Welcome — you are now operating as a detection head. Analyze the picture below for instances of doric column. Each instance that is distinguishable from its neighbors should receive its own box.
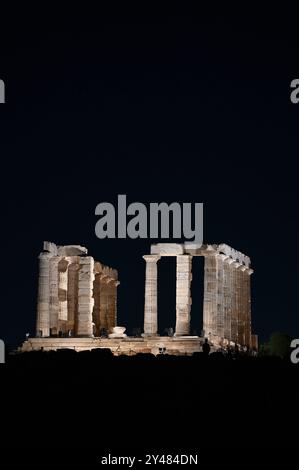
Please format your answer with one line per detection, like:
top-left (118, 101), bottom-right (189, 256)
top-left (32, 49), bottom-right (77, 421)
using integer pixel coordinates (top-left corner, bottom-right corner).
top-left (67, 260), bottom-right (80, 334)
top-left (244, 268), bottom-right (254, 347)
top-left (58, 259), bottom-right (69, 328)
top-left (216, 254), bottom-right (230, 340)
top-left (143, 255), bottom-right (161, 336)
top-left (99, 277), bottom-right (120, 332)
top-left (36, 252), bottom-right (51, 337)
top-left (203, 254), bottom-right (218, 338)
top-left (49, 257), bottom-right (60, 334)
top-left (77, 256), bottom-right (94, 337)
top-left (230, 261), bottom-right (240, 343)
top-left (109, 279), bottom-right (120, 330)
top-left (175, 255), bottom-right (193, 336)
top-left (217, 254), bottom-right (230, 341)
top-left (224, 258), bottom-right (234, 342)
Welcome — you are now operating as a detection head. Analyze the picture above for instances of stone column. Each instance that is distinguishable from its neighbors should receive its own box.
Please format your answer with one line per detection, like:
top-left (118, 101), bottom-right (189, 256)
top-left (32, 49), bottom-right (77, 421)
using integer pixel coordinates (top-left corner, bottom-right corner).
top-left (58, 259), bottom-right (69, 332)
top-left (77, 256), bottom-right (94, 337)
top-left (109, 279), bottom-right (120, 330)
top-left (175, 255), bottom-right (193, 336)
top-left (230, 261), bottom-right (240, 343)
top-left (143, 255), bottom-right (161, 336)
top-left (36, 252), bottom-right (51, 337)
top-left (93, 273), bottom-right (102, 335)
top-left (99, 278), bottom-right (120, 333)
top-left (235, 263), bottom-right (245, 345)
top-left (224, 258), bottom-right (234, 342)
top-left (217, 254), bottom-right (232, 341)
top-left (244, 268), bottom-right (254, 347)
top-left (203, 255), bottom-right (217, 338)
top-left (49, 257), bottom-right (60, 335)
top-left (216, 254), bottom-right (228, 340)
top-left (67, 260), bottom-right (80, 334)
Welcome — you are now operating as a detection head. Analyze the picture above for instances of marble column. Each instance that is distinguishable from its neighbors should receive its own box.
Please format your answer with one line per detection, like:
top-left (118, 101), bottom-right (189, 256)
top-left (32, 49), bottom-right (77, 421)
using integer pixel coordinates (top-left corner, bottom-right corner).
top-left (203, 255), bottom-right (217, 338)
top-left (49, 256), bottom-right (60, 335)
top-left (217, 254), bottom-right (230, 341)
top-left (93, 273), bottom-right (102, 335)
top-left (99, 277), bottom-right (120, 332)
top-left (36, 252), bottom-right (51, 337)
top-left (244, 268), bottom-right (254, 347)
top-left (230, 261), bottom-right (240, 343)
top-left (77, 256), bottom-right (94, 337)
top-left (236, 263), bottom-right (245, 345)
top-left (175, 255), bottom-right (193, 336)
top-left (216, 254), bottom-right (229, 340)
top-left (109, 279), bottom-right (120, 330)
top-left (67, 260), bottom-right (79, 334)
top-left (143, 255), bottom-right (161, 336)
top-left (58, 259), bottom-right (69, 332)
top-left (224, 258), bottom-right (234, 342)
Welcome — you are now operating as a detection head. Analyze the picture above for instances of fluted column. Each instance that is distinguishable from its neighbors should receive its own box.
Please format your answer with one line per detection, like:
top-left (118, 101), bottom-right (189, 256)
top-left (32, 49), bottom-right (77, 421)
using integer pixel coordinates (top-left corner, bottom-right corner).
top-left (67, 261), bottom-right (80, 334)
top-left (244, 268), bottom-right (254, 347)
top-left (216, 254), bottom-right (229, 339)
top-left (224, 258), bottom-right (234, 342)
top-left (230, 261), bottom-right (240, 343)
top-left (36, 252), bottom-right (51, 337)
top-left (203, 255), bottom-right (217, 337)
top-left (110, 279), bottom-right (120, 329)
top-left (77, 257), bottom-right (94, 337)
top-left (175, 255), bottom-right (193, 336)
top-left (143, 255), bottom-right (161, 336)
top-left (49, 257), bottom-right (60, 334)
top-left (99, 278), bottom-right (120, 332)
top-left (58, 259), bottom-right (69, 330)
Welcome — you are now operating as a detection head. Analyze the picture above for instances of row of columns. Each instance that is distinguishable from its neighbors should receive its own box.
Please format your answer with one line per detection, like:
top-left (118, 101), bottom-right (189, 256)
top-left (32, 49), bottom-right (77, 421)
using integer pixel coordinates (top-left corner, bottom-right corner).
top-left (143, 253), bottom-right (254, 346)
top-left (37, 253), bottom-right (119, 337)
top-left (203, 254), bottom-right (253, 345)
top-left (143, 255), bottom-right (194, 337)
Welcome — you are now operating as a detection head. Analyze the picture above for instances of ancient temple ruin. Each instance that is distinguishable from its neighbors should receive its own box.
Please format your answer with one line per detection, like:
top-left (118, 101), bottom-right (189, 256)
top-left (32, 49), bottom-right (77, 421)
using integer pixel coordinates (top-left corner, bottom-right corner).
top-left (144, 243), bottom-right (258, 349)
top-left (36, 242), bottom-right (119, 338)
top-left (22, 241), bottom-right (258, 355)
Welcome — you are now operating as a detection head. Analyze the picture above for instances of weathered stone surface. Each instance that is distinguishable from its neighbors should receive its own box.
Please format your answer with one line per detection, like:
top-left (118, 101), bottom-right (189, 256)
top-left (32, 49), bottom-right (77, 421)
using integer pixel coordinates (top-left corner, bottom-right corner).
top-left (151, 244), bottom-right (184, 256)
top-left (175, 255), bottom-right (192, 336)
top-left (34, 240), bottom-right (256, 356)
top-left (36, 252), bottom-right (51, 337)
top-left (36, 242), bottom-right (119, 339)
top-left (143, 255), bottom-right (161, 336)
top-left (108, 326), bottom-right (127, 338)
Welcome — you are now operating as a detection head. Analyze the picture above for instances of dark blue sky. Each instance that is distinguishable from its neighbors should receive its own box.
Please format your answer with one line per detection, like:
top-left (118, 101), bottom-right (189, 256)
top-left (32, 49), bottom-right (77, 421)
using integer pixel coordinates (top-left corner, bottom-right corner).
top-left (0, 12), bottom-right (298, 345)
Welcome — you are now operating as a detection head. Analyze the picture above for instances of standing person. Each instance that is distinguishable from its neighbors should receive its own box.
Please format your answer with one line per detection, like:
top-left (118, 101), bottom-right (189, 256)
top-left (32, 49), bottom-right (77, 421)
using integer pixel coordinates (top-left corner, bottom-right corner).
top-left (202, 338), bottom-right (211, 356)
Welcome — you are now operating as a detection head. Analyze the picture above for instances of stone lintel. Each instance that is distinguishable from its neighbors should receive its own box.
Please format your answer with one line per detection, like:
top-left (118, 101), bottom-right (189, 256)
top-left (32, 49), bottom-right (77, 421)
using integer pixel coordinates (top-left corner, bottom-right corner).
top-left (151, 244), bottom-right (184, 256)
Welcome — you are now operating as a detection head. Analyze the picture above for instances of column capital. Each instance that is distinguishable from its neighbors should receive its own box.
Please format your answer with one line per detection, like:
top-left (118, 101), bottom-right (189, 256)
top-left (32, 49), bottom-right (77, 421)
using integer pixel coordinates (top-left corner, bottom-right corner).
top-left (245, 268), bottom-right (254, 276)
top-left (231, 261), bottom-right (242, 270)
top-left (143, 255), bottom-right (161, 263)
top-left (225, 257), bottom-right (235, 266)
top-left (217, 254), bottom-right (230, 262)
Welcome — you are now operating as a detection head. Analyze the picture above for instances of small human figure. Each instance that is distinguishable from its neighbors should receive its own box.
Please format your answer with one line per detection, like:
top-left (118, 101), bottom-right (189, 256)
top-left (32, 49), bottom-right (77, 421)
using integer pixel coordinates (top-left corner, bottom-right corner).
top-left (202, 338), bottom-right (211, 356)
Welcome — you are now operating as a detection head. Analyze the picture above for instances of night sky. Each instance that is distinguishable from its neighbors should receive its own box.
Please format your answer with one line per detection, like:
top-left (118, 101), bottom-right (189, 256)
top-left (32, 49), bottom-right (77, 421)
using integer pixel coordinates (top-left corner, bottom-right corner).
top-left (1, 11), bottom-right (298, 346)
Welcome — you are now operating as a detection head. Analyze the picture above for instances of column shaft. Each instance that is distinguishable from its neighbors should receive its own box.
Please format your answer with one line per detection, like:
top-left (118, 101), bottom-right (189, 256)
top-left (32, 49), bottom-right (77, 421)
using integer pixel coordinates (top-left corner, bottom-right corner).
top-left (230, 263), bottom-right (239, 343)
top-left (223, 259), bottom-right (233, 342)
top-left (143, 255), bottom-right (160, 336)
top-left (58, 259), bottom-right (69, 333)
top-left (49, 257), bottom-right (59, 334)
top-left (175, 255), bottom-right (193, 336)
top-left (203, 255), bottom-right (217, 338)
top-left (77, 257), bottom-right (94, 337)
top-left (36, 252), bottom-right (51, 337)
